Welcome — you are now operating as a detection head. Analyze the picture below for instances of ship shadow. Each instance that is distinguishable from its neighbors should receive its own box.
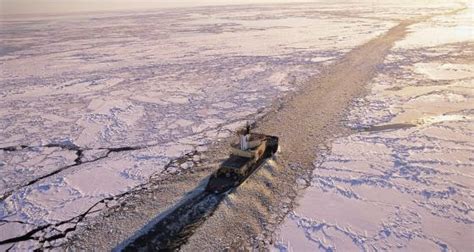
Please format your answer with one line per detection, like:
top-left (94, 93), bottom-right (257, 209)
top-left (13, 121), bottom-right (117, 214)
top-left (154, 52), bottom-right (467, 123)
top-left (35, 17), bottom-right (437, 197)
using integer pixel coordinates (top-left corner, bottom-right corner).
top-left (114, 153), bottom-right (279, 251)
top-left (114, 176), bottom-right (226, 251)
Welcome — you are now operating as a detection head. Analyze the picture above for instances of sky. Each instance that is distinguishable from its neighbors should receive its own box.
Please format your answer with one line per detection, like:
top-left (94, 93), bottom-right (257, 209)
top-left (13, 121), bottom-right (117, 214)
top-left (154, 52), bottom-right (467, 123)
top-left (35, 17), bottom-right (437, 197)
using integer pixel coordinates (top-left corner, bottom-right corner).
top-left (0, 0), bottom-right (317, 16)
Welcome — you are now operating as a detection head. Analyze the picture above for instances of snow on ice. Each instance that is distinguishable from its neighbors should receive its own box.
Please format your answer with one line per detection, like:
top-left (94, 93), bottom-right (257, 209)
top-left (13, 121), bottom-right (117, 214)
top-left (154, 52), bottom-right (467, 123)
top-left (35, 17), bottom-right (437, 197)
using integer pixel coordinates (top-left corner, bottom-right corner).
top-left (0, 1), bottom-right (398, 249)
top-left (274, 2), bottom-right (473, 251)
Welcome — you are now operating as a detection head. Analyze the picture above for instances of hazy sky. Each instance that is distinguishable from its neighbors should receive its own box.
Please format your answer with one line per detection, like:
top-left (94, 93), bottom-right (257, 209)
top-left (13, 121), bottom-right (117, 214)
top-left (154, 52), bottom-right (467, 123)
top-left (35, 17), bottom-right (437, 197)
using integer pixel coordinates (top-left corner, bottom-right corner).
top-left (0, 0), bottom-right (316, 16)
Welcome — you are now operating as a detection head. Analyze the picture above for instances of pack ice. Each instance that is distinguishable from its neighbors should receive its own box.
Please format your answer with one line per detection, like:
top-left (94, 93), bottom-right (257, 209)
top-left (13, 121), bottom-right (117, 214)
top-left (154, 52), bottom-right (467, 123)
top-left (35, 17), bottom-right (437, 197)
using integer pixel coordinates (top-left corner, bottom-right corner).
top-left (0, 1), bottom-right (397, 249)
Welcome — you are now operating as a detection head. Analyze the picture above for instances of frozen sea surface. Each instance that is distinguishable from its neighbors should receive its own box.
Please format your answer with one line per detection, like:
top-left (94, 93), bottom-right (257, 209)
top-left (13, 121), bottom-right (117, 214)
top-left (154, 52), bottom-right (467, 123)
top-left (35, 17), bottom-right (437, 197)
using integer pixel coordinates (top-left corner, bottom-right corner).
top-left (0, 1), bottom-right (410, 249)
top-left (274, 3), bottom-right (473, 252)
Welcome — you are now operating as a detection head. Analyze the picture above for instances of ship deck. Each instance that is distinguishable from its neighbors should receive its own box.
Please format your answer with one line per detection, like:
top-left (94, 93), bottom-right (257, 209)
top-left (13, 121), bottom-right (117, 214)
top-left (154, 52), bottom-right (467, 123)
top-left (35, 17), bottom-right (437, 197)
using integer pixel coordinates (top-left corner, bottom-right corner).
top-left (221, 155), bottom-right (252, 170)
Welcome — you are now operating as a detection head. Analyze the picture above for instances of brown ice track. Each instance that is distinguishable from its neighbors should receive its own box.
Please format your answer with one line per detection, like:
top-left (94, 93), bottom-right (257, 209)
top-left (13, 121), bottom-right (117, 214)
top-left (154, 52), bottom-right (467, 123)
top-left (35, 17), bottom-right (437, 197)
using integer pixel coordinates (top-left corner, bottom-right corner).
top-left (180, 20), bottom-right (420, 250)
top-left (68, 17), bottom-right (431, 251)
top-left (257, 20), bottom-right (417, 169)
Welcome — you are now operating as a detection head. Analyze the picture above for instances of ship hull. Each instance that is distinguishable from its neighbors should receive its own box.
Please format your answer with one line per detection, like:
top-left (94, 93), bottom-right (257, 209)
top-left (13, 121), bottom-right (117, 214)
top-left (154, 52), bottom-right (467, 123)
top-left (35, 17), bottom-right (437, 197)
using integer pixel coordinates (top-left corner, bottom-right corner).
top-left (206, 135), bottom-right (278, 193)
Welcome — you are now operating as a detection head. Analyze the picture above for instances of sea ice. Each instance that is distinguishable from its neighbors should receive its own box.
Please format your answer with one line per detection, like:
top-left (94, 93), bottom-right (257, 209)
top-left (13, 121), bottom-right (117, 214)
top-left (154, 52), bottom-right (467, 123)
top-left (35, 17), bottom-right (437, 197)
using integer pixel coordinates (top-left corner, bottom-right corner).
top-left (0, 1), bottom-right (400, 249)
top-left (275, 2), bottom-right (474, 251)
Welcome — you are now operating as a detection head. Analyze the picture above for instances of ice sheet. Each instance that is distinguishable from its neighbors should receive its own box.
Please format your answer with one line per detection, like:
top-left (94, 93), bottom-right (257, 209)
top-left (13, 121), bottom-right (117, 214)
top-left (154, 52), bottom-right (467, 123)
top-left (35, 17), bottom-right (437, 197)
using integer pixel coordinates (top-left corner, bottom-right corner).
top-left (275, 2), bottom-right (474, 251)
top-left (0, 1), bottom-right (402, 249)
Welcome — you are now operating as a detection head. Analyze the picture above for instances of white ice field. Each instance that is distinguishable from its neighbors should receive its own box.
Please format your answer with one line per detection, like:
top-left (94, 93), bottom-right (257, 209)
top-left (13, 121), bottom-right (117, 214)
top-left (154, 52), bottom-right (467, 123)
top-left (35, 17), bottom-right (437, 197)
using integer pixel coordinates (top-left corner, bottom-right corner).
top-left (1, 0), bottom-right (472, 250)
top-left (274, 2), bottom-right (474, 251)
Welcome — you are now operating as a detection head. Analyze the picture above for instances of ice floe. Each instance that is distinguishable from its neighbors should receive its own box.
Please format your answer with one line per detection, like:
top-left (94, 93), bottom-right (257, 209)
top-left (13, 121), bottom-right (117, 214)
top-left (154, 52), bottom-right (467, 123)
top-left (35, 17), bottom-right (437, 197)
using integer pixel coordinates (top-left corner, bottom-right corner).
top-left (0, 1), bottom-right (402, 249)
top-left (275, 1), bottom-right (473, 251)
